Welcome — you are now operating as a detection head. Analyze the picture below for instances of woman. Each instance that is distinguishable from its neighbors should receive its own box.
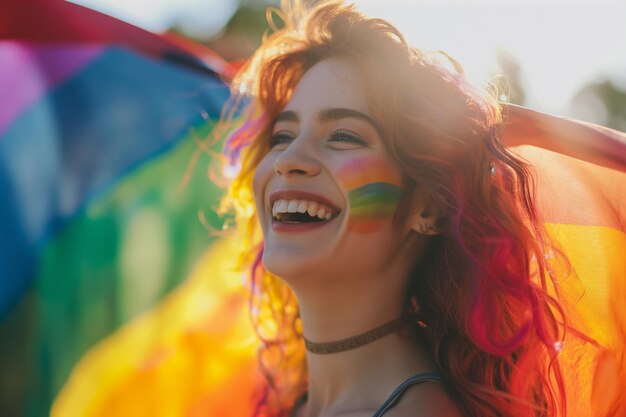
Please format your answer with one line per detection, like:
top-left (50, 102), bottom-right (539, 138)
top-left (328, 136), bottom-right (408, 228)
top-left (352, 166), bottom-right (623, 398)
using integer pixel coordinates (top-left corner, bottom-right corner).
top-left (221, 1), bottom-right (569, 416)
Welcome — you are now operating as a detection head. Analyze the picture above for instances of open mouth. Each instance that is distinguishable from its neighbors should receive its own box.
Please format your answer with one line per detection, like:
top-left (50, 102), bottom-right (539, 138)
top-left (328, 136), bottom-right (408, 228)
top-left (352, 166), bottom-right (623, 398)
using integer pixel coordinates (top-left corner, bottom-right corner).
top-left (272, 199), bottom-right (340, 224)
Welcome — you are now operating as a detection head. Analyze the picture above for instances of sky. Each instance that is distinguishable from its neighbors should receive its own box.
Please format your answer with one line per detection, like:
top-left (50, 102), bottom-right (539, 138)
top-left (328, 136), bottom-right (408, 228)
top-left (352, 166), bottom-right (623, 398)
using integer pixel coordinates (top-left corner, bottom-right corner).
top-left (68, 0), bottom-right (626, 117)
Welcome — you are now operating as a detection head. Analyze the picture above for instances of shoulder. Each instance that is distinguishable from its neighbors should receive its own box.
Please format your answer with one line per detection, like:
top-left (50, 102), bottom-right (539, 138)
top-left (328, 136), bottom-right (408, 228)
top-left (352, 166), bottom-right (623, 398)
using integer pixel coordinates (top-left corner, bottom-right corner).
top-left (383, 380), bottom-right (465, 417)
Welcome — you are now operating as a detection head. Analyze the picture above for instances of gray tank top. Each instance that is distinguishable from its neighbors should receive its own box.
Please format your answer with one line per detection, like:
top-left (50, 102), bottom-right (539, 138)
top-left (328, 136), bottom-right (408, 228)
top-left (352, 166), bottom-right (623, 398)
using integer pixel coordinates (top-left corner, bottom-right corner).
top-left (290, 371), bottom-right (446, 417)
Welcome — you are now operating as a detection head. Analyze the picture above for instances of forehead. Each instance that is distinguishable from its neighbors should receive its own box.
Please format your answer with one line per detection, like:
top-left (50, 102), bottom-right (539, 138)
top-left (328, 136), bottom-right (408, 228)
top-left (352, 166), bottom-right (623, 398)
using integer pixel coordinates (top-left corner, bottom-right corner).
top-left (284, 57), bottom-right (369, 115)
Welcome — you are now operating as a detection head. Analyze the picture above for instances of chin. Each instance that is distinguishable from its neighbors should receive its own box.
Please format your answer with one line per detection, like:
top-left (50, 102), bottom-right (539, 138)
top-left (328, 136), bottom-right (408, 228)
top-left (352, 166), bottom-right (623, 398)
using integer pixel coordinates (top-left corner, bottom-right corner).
top-left (260, 222), bottom-right (347, 282)
top-left (262, 246), bottom-right (326, 283)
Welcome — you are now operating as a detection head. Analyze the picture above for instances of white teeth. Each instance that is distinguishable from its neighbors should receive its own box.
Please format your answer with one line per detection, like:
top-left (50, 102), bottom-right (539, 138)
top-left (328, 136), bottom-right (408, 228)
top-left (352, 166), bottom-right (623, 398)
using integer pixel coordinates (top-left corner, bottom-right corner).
top-left (306, 201), bottom-right (319, 216)
top-left (277, 200), bottom-right (288, 215)
top-left (271, 198), bottom-right (337, 221)
top-left (287, 200), bottom-right (299, 213)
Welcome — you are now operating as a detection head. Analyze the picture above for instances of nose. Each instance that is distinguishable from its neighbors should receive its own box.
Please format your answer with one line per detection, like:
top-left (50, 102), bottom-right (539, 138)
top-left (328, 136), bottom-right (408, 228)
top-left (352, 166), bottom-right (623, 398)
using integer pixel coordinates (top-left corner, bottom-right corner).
top-left (274, 138), bottom-right (321, 177)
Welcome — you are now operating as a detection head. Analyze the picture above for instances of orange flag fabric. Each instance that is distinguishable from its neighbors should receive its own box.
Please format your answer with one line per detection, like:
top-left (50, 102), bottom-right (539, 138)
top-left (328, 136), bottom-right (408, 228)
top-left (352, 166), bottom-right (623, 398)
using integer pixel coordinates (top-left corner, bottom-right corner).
top-left (503, 104), bottom-right (626, 417)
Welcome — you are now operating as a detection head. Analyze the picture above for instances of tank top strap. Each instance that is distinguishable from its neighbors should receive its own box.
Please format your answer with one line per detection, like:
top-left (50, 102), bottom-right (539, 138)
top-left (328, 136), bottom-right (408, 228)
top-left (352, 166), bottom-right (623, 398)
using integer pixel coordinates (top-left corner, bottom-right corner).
top-left (371, 372), bottom-right (445, 417)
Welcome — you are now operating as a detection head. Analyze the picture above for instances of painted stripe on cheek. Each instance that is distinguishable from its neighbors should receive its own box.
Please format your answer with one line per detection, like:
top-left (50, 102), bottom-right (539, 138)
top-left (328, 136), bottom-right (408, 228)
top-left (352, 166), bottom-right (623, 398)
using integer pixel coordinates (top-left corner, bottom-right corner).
top-left (348, 182), bottom-right (402, 218)
top-left (336, 157), bottom-right (403, 233)
top-left (337, 158), bottom-right (402, 190)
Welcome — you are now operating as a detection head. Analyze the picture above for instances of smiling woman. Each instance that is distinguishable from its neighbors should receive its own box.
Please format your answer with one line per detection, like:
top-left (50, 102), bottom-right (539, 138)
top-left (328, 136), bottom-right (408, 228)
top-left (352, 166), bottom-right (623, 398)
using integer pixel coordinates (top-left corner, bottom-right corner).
top-left (220, 1), bottom-right (576, 417)
top-left (253, 58), bottom-right (413, 289)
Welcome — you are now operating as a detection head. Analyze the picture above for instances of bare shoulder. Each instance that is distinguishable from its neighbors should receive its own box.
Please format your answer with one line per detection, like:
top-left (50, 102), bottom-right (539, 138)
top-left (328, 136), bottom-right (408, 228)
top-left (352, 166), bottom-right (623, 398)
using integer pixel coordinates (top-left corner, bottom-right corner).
top-left (384, 381), bottom-right (465, 417)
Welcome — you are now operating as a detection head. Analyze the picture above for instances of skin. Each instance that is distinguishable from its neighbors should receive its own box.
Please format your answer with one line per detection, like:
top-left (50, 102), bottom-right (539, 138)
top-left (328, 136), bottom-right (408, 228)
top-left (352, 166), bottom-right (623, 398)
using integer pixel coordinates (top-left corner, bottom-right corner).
top-left (336, 156), bottom-right (403, 233)
top-left (252, 57), bottom-right (462, 417)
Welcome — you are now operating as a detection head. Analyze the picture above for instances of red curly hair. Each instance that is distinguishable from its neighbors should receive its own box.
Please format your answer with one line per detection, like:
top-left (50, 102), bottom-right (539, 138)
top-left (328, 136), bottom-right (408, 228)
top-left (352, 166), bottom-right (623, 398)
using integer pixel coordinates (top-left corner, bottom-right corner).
top-left (220, 1), bottom-right (569, 416)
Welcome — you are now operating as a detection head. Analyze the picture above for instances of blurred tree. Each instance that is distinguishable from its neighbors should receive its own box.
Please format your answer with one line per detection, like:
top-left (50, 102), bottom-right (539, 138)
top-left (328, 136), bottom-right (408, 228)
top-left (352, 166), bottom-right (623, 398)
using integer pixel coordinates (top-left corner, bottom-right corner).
top-left (571, 79), bottom-right (626, 132)
top-left (491, 48), bottom-right (526, 106)
top-left (212, 1), bottom-right (275, 61)
top-left (169, 1), bottom-right (278, 62)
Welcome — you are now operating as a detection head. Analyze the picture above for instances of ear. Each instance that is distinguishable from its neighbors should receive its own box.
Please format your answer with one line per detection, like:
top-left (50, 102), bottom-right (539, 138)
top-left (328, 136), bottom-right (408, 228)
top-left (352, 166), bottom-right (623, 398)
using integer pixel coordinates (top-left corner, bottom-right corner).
top-left (405, 184), bottom-right (442, 236)
top-left (410, 207), bottom-right (441, 236)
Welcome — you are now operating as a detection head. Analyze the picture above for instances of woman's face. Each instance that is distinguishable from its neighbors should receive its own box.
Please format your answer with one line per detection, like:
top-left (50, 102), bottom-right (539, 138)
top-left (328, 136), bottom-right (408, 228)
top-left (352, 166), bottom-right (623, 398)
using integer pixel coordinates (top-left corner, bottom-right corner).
top-left (253, 57), bottom-right (417, 287)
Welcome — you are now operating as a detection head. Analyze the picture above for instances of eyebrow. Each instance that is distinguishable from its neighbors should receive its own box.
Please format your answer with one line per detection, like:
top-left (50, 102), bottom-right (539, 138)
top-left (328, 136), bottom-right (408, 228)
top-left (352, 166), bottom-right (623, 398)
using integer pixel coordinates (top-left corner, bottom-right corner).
top-left (273, 107), bottom-right (383, 136)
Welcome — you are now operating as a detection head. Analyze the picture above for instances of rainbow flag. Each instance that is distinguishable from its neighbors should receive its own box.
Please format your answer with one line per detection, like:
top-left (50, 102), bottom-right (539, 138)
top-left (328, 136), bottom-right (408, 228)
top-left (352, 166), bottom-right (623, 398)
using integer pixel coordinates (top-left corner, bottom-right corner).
top-left (1, 2), bottom-right (624, 415)
top-left (1, 1), bottom-right (260, 416)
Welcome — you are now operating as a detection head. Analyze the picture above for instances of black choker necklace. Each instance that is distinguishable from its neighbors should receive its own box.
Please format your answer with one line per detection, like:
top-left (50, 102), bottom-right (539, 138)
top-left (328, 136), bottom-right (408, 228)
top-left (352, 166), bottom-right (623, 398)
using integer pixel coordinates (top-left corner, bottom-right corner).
top-left (303, 317), bottom-right (404, 354)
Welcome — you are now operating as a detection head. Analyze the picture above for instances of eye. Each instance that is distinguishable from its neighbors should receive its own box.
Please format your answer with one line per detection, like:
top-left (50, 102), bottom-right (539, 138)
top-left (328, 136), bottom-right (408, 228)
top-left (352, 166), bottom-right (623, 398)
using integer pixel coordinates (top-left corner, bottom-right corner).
top-left (329, 129), bottom-right (368, 147)
top-left (269, 131), bottom-right (295, 149)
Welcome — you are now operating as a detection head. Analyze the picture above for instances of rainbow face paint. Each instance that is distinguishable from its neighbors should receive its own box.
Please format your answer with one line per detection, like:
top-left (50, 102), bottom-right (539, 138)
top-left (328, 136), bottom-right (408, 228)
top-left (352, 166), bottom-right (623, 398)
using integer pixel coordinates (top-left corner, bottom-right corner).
top-left (336, 157), bottom-right (403, 233)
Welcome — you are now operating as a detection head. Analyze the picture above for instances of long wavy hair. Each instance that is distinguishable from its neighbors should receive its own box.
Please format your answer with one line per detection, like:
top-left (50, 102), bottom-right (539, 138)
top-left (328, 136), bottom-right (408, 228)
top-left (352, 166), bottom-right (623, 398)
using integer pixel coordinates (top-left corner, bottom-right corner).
top-left (220, 1), bottom-right (569, 416)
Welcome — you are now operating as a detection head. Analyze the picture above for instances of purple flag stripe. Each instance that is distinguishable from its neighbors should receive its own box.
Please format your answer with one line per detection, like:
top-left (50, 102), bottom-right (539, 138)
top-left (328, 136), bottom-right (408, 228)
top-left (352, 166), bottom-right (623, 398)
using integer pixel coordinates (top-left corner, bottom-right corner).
top-left (0, 41), bottom-right (102, 136)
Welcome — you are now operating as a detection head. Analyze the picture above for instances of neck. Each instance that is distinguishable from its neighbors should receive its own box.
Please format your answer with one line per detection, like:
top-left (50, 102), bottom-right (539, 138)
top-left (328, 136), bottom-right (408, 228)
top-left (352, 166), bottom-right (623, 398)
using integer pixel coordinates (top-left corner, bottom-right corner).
top-left (302, 326), bottom-right (435, 417)
top-left (295, 272), bottom-right (436, 417)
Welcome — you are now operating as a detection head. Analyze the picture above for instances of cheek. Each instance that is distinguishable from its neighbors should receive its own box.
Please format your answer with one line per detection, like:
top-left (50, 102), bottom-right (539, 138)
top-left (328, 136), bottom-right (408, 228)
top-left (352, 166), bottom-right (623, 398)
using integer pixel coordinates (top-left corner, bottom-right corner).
top-left (335, 156), bottom-right (403, 233)
top-left (347, 183), bottom-right (402, 232)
